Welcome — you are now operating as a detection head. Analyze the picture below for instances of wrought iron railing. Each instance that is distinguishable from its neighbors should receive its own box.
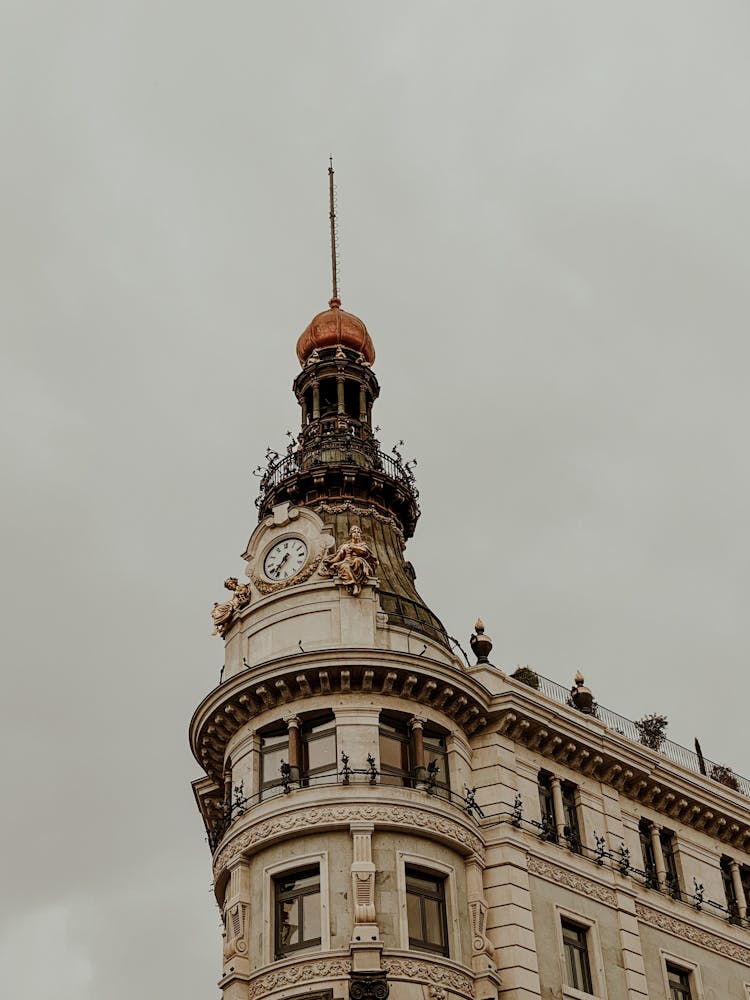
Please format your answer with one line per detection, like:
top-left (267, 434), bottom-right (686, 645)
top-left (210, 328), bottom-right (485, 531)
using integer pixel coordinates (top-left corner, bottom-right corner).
top-left (526, 671), bottom-right (750, 797)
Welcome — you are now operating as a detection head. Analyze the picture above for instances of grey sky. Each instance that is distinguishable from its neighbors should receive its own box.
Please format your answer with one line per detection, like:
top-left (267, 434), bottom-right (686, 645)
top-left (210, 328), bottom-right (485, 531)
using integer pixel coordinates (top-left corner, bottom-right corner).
top-left (2, 2), bottom-right (749, 996)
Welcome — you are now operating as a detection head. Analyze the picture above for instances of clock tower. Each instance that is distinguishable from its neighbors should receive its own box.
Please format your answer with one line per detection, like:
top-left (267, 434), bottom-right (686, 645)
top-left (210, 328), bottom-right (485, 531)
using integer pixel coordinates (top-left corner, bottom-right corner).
top-left (190, 170), bottom-right (498, 1000)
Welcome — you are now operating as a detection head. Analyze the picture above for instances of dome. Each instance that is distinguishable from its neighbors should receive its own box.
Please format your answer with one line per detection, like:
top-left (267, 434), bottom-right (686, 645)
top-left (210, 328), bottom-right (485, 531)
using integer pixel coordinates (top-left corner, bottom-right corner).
top-left (296, 298), bottom-right (376, 366)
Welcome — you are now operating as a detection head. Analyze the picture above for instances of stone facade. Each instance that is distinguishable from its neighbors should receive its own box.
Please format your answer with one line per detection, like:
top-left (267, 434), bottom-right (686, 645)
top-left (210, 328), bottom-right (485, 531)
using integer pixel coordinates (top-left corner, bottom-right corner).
top-left (190, 297), bottom-right (750, 1000)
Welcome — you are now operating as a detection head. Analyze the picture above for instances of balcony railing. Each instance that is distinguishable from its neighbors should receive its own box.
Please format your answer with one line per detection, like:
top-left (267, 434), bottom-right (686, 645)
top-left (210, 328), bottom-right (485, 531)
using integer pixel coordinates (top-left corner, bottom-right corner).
top-left (525, 671), bottom-right (750, 797)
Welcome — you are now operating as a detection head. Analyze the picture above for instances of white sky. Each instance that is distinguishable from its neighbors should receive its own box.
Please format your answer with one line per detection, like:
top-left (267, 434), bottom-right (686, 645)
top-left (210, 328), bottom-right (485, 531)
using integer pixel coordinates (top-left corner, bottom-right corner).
top-left (2, 3), bottom-right (749, 997)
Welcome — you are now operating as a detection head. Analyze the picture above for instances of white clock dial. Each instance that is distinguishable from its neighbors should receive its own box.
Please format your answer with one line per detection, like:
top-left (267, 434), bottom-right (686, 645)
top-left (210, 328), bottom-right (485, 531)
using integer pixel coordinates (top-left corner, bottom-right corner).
top-left (263, 537), bottom-right (308, 581)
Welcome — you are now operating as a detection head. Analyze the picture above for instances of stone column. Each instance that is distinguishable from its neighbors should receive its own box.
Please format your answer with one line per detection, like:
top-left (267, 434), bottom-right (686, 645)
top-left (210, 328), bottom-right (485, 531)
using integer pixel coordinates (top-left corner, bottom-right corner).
top-left (359, 385), bottom-right (367, 422)
top-left (312, 381), bottom-right (320, 420)
top-left (550, 776), bottom-right (566, 840)
top-left (337, 375), bottom-right (346, 415)
top-left (286, 714), bottom-right (301, 786)
top-left (409, 716), bottom-right (425, 783)
top-left (220, 856), bottom-right (251, 996)
top-left (300, 394), bottom-right (308, 426)
top-left (730, 860), bottom-right (748, 920)
top-left (649, 823), bottom-right (667, 887)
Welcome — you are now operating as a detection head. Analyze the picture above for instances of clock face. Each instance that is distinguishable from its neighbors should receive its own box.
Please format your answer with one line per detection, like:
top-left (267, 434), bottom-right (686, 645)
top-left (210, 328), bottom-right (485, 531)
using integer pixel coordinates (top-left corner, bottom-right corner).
top-left (263, 537), bottom-right (308, 581)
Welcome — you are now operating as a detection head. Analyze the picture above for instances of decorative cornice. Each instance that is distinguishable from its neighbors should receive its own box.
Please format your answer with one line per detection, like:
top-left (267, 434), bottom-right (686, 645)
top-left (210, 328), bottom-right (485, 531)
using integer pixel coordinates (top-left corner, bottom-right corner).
top-left (247, 957), bottom-right (351, 999)
top-left (635, 901), bottom-right (750, 964)
top-left (382, 957), bottom-right (474, 997)
top-left (527, 854), bottom-right (618, 907)
top-left (314, 501), bottom-right (405, 543)
top-left (214, 802), bottom-right (484, 873)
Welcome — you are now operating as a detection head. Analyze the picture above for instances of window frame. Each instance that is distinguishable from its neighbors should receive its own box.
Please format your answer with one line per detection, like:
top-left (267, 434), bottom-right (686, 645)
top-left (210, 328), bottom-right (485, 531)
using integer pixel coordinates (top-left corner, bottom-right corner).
top-left (561, 781), bottom-right (582, 854)
top-left (259, 725), bottom-right (290, 798)
top-left (554, 905), bottom-right (608, 999)
top-left (263, 852), bottom-right (330, 965)
top-left (397, 852), bottom-right (460, 961)
top-left (405, 866), bottom-right (449, 956)
top-left (379, 715), bottom-right (412, 786)
top-left (300, 713), bottom-right (337, 788)
top-left (660, 951), bottom-right (704, 1000)
top-left (538, 770), bottom-right (558, 842)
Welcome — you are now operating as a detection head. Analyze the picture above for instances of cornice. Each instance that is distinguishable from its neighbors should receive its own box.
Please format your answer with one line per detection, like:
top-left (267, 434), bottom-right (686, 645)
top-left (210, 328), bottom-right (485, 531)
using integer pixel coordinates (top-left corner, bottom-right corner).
top-left (635, 900), bottom-right (750, 964)
top-left (191, 648), bottom-right (490, 782)
top-left (490, 687), bottom-right (750, 852)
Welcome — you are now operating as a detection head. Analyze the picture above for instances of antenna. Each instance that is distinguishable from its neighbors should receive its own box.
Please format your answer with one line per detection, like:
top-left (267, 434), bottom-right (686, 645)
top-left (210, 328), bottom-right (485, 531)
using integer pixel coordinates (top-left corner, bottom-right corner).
top-left (328, 158), bottom-right (339, 301)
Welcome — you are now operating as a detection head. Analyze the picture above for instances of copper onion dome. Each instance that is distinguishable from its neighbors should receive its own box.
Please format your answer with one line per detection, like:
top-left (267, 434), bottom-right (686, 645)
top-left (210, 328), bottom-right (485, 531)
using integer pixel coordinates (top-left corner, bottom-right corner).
top-left (295, 297), bottom-right (376, 366)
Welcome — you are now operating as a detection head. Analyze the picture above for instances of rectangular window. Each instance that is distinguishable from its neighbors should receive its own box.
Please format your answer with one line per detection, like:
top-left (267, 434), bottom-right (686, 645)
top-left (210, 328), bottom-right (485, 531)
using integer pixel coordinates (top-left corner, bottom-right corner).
top-left (721, 856), bottom-right (739, 920)
top-left (741, 866), bottom-right (750, 913)
top-left (274, 867), bottom-right (321, 959)
top-left (261, 727), bottom-right (289, 797)
top-left (380, 717), bottom-right (411, 786)
top-left (406, 867), bottom-right (449, 956)
top-left (423, 729), bottom-right (450, 794)
top-left (661, 829), bottom-right (681, 898)
top-left (538, 771), bottom-right (557, 842)
top-left (561, 918), bottom-right (593, 994)
top-left (301, 714), bottom-right (337, 787)
top-left (666, 963), bottom-right (692, 1000)
top-left (561, 782), bottom-right (582, 854)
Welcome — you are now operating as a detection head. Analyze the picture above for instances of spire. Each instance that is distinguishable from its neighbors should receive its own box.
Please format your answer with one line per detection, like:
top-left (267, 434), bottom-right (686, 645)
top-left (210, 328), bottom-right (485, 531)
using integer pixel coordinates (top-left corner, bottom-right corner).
top-left (328, 158), bottom-right (339, 303)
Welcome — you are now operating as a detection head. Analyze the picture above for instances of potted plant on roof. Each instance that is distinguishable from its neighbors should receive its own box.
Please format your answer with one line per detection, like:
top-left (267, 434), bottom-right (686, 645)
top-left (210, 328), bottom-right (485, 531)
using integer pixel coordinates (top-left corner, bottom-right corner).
top-left (634, 713), bottom-right (668, 751)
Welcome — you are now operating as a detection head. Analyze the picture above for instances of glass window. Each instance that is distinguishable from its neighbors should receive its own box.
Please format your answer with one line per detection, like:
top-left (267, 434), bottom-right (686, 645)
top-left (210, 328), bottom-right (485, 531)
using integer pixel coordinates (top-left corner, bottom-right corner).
top-left (661, 829), bottom-right (681, 898)
top-left (301, 714), bottom-right (337, 787)
top-left (720, 856), bottom-right (738, 919)
top-left (274, 867), bottom-right (321, 959)
top-left (561, 782), bottom-right (581, 854)
top-left (405, 867), bottom-right (448, 956)
top-left (561, 919), bottom-right (593, 994)
top-left (639, 819), bottom-right (659, 889)
top-left (379, 717), bottom-right (411, 786)
top-left (423, 729), bottom-right (450, 793)
top-left (666, 963), bottom-right (692, 1000)
top-left (538, 771), bottom-right (557, 842)
top-left (261, 727), bottom-right (289, 798)
top-left (740, 865), bottom-right (750, 913)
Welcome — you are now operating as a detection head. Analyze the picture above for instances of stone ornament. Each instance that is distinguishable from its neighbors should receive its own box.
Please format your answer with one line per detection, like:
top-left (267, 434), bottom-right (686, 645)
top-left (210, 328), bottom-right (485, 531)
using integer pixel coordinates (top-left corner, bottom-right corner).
top-left (249, 548), bottom-right (325, 595)
top-left (246, 958), bottom-right (352, 999)
top-left (319, 526), bottom-right (378, 596)
top-left (349, 971), bottom-right (389, 999)
top-left (526, 854), bottom-right (618, 907)
top-left (635, 901), bottom-right (750, 964)
top-left (210, 578), bottom-right (251, 637)
top-left (214, 803), bottom-right (484, 874)
top-left (382, 958), bottom-right (474, 997)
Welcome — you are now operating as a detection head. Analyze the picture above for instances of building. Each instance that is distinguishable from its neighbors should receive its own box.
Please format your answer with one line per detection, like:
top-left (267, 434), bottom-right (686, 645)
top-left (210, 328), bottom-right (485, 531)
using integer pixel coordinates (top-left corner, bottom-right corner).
top-left (189, 226), bottom-right (750, 999)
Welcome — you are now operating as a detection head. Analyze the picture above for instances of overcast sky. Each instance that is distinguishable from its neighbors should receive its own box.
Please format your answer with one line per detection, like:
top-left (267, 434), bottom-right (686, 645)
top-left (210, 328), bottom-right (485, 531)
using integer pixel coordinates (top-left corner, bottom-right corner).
top-left (2, 3), bottom-right (750, 997)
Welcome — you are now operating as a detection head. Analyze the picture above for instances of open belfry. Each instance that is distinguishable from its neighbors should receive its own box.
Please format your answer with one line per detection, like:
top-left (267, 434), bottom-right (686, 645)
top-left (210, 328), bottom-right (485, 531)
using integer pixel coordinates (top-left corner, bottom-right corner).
top-left (190, 170), bottom-right (750, 1000)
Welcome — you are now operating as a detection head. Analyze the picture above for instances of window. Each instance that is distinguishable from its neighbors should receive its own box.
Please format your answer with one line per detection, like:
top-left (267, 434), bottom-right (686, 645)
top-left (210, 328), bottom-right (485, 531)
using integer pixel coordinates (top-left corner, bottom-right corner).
top-left (538, 771), bottom-right (557, 841)
top-left (639, 819), bottom-right (680, 896)
top-left (274, 867), bottom-right (321, 959)
top-left (561, 919), bottom-right (593, 994)
top-left (721, 856), bottom-right (750, 921)
top-left (423, 728), bottom-right (450, 794)
top-left (666, 963), bottom-right (692, 1000)
top-left (301, 714), bottom-right (336, 787)
top-left (639, 819), bottom-right (658, 887)
top-left (379, 717), bottom-right (411, 786)
top-left (661, 830), bottom-right (681, 898)
top-left (405, 867), bottom-right (449, 956)
top-left (561, 782), bottom-right (581, 854)
top-left (261, 726), bottom-right (289, 797)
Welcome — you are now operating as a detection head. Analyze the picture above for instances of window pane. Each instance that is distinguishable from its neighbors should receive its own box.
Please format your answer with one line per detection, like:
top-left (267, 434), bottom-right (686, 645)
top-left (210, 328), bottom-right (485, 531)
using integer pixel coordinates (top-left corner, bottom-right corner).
top-left (407, 872), bottom-right (440, 895)
top-left (423, 897), bottom-right (445, 946)
top-left (380, 734), bottom-right (407, 770)
top-left (262, 746), bottom-right (289, 784)
top-left (262, 730), bottom-right (289, 749)
top-left (302, 891), bottom-right (321, 940)
top-left (278, 898), bottom-right (299, 947)
top-left (406, 891), bottom-right (421, 939)
top-left (305, 733), bottom-right (336, 772)
top-left (305, 716), bottom-right (335, 736)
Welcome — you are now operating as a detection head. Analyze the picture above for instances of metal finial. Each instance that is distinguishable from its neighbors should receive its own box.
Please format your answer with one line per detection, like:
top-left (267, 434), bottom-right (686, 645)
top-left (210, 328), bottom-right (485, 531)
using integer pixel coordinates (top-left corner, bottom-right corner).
top-left (328, 158), bottom-right (339, 301)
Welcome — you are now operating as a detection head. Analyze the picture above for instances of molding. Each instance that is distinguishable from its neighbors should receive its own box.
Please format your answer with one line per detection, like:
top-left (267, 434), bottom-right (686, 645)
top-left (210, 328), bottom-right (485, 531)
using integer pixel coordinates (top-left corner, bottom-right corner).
top-left (636, 901), bottom-right (750, 965)
top-left (527, 854), bottom-right (617, 908)
top-left (215, 802), bottom-right (484, 873)
top-left (382, 956), bottom-right (475, 997)
top-left (247, 957), bottom-right (351, 999)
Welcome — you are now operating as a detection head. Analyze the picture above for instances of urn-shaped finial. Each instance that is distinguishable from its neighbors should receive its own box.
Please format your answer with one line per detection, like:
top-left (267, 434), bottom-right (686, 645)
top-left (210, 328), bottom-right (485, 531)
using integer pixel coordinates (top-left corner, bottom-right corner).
top-left (570, 671), bottom-right (595, 715)
top-left (470, 618), bottom-right (493, 664)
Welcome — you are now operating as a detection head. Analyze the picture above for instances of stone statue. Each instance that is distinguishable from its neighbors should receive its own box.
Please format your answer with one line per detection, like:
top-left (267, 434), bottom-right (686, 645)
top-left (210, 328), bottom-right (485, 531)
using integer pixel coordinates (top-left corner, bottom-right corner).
top-left (319, 525), bottom-right (378, 596)
top-left (210, 577), bottom-right (251, 637)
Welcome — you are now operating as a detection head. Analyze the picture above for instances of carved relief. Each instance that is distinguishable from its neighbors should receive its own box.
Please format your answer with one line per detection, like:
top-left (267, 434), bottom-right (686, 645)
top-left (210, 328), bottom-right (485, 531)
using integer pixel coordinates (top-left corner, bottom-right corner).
top-left (319, 526), bottom-right (378, 595)
top-left (526, 855), bottom-right (617, 907)
top-left (246, 958), bottom-right (351, 999)
top-left (214, 804), bottom-right (484, 873)
top-left (349, 971), bottom-right (390, 999)
top-left (223, 902), bottom-right (248, 960)
top-left (469, 898), bottom-right (493, 957)
top-left (315, 501), bottom-right (405, 545)
top-left (635, 902), bottom-right (750, 964)
top-left (211, 578), bottom-right (251, 637)
top-left (382, 958), bottom-right (474, 997)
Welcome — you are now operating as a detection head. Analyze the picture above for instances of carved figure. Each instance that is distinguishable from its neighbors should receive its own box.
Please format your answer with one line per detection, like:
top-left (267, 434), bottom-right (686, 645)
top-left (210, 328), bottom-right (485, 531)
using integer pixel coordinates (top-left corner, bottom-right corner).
top-left (319, 526), bottom-right (377, 596)
top-left (211, 577), bottom-right (251, 636)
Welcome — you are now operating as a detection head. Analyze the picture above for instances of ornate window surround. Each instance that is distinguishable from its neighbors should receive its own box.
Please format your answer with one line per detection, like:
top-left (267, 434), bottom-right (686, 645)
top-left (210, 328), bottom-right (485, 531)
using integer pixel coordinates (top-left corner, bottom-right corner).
top-left (553, 903), bottom-right (608, 1000)
top-left (395, 851), bottom-right (461, 962)
top-left (262, 851), bottom-right (331, 965)
top-left (659, 950), bottom-right (705, 1000)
